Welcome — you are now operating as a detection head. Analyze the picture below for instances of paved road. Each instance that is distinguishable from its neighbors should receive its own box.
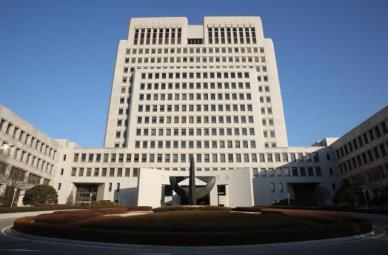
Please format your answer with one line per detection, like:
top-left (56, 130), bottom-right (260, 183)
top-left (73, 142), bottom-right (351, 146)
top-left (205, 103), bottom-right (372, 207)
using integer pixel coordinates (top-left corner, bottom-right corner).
top-left (0, 212), bottom-right (387, 255)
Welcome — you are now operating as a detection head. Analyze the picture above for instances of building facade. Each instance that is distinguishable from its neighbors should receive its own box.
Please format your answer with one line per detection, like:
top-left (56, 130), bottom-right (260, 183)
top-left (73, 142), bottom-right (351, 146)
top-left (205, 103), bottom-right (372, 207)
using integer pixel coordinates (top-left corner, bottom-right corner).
top-left (0, 17), bottom-right (387, 207)
top-left (330, 107), bottom-right (388, 202)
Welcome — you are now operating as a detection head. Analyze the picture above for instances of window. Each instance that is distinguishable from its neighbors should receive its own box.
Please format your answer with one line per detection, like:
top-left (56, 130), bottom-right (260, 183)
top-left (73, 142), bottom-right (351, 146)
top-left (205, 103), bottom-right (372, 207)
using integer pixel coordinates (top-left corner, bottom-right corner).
top-left (253, 168), bottom-right (259, 177)
top-left (258, 168), bottom-right (265, 177)
top-left (270, 183), bottom-right (275, 192)
top-left (381, 121), bottom-right (388, 134)
top-left (283, 167), bottom-right (290, 176)
top-left (292, 167), bottom-right (298, 176)
top-left (315, 167), bottom-right (322, 176)
top-left (259, 153), bottom-right (265, 162)
top-left (267, 153), bottom-right (273, 162)
top-left (217, 185), bottom-right (226, 195)
top-left (308, 167), bottom-right (314, 176)
top-left (133, 168), bottom-right (139, 177)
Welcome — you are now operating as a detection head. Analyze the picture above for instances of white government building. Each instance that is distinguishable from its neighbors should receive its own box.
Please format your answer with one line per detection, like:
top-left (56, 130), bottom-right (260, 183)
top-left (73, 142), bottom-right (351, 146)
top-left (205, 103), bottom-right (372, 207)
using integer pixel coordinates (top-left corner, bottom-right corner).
top-left (0, 17), bottom-right (387, 208)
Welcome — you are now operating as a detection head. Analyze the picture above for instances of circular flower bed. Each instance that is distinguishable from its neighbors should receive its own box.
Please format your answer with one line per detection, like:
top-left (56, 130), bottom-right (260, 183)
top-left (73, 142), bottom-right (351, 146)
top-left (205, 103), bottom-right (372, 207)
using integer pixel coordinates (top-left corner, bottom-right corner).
top-left (13, 207), bottom-right (371, 246)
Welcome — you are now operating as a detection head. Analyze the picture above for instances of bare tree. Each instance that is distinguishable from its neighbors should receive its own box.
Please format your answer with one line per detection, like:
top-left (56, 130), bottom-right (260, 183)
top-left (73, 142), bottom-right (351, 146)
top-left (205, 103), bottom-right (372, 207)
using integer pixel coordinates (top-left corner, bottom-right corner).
top-left (0, 144), bottom-right (32, 206)
top-left (0, 169), bottom-right (32, 206)
top-left (66, 190), bottom-right (75, 205)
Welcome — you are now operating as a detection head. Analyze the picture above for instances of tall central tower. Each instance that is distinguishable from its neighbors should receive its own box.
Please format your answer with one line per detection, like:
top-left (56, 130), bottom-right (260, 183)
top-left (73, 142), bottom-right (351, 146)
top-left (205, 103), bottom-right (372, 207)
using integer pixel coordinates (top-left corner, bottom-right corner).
top-left (104, 17), bottom-right (288, 152)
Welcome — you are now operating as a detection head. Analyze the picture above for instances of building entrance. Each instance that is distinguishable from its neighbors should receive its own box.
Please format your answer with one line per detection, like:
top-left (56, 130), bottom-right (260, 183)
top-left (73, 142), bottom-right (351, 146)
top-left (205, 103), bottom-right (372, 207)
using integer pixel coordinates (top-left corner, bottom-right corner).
top-left (74, 183), bottom-right (99, 206)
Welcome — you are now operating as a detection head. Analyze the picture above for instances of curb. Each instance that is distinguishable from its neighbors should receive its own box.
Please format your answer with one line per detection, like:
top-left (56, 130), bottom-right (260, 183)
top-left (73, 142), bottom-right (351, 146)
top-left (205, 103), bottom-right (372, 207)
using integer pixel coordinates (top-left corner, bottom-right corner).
top-left (0, 209), bottom-right (83, 220)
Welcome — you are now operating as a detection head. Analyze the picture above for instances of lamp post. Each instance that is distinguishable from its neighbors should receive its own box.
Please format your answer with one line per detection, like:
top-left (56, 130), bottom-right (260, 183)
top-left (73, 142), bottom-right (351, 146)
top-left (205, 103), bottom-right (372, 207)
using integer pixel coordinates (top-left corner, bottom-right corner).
top-left (89, 193), bottom-right (93, 207)
top-left (10, 188), bottom-right (18, 207)
top-left (287, 193), bottom-right (291, 208)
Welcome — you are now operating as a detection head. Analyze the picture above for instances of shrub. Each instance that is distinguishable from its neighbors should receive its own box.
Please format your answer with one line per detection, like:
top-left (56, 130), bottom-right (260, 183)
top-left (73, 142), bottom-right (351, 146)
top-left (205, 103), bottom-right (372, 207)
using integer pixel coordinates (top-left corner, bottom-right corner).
top-left (274, 198), bottom-right (296, 206)
top-left (22, 185), bottom-right (58, 206)
top-left (232, 206), bottom-right (263, 212)
top-left (89, 207), bottom-right (128, 214)
top-left (90, 200), bottom-right (117, 208)
top-left (127, 206), bottom-right (152, 211)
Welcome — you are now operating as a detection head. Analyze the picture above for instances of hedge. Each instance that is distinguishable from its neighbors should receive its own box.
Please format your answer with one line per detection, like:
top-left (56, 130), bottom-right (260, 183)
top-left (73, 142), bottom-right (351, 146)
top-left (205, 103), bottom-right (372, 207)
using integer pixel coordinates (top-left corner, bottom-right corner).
top-left (268, 204), bottom-right (388, 215)
top-left (0, 205), bottom-right (152, 214)
top-left (14, 214), bottom-right (371, 246)
top-left (153, 205), bottom-right (230, 212)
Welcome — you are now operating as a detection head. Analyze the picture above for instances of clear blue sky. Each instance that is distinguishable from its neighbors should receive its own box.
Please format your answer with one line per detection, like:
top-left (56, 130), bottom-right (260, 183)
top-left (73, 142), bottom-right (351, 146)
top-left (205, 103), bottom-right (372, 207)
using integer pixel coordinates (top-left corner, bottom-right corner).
top-left (0, 0), bottom-right (387, 147)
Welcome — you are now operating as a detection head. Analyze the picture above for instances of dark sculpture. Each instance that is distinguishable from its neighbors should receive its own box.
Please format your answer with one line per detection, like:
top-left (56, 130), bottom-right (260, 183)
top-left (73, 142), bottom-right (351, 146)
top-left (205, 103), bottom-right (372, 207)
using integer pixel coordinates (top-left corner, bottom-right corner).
top-left (169, 156), bottom-right (215, 205)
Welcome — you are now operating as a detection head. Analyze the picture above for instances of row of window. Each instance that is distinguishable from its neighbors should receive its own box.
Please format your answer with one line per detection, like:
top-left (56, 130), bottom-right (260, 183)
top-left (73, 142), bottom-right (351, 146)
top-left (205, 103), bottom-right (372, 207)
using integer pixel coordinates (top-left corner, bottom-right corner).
top-left (134, 28), bottom-right (182, 45)
top-left (0, 139), bottom-right (55, 174)
top-left (339, 141), bottom-right (388, 175)
top-left (208, 27), bottom-right (257, 45)
top-left (253, 166), bottom-right (323, 178)
top-left (336, 120), bottom-right (388, 159)
top-left (139, 93), bottom-right (254, 102)
top-left (126, 46), bottom-right (265, 55)
top-left (135, 127), bottom-right (256, 137)
top-left (0, 118), bottom-right (57, 159)
top-left (132, 26), bottom-right (260, 46)
top-left (134, 140), bottom-right (258, 149)
top-left (135, 115), bottom-right (257, 124)
top-left (68, 166), bottom-right (325, 181)
top-left (140, 71), bottom-right (251, 80)
top-left (73, 151), bottom-right (320, 164)
top-left (71, 167), bottom-right (139, 178)
top-left (139, 81), bottom-right (253, 90)
top-left (125, 55), bottom-right (266, 65)
top-left (0, 162), bottom-right (49, 185)
top-left (113, 141), bottom-right (279, 149)
top-left (138, 104), bottom-right (255, 113)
